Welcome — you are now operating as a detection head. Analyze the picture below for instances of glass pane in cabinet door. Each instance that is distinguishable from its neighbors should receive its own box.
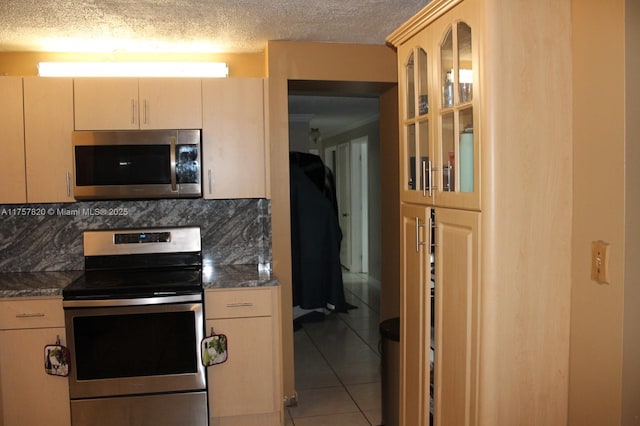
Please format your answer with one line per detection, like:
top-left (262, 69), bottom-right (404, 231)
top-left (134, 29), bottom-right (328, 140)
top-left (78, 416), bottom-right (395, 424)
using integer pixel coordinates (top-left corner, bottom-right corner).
top-left (457, 22), bottom-right (473, 104)
top-left (459, 107), bottom-right (474, 192)
top-left (406, 53), bottom-right (416, 119)
top-left (407, 124), bottom-right (417, 190)
top-left (440, 27), bottom-right (454, 109)
top-left (418, 120), bottom-right (430, 192)
top-left (441, 113), bottom-right (455, 192)
top-left (417, 48), bottom-right (429, 116)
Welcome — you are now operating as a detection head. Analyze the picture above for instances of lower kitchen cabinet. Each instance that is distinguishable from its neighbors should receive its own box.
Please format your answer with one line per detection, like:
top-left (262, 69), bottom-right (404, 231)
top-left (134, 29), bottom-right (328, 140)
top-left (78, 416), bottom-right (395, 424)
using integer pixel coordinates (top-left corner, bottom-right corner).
top-left (0, 298), bottom-right (71, 426)
top-left (204, 287), bottom-right (282, 426)
top-left (400, 204), bottom-right (479, 426)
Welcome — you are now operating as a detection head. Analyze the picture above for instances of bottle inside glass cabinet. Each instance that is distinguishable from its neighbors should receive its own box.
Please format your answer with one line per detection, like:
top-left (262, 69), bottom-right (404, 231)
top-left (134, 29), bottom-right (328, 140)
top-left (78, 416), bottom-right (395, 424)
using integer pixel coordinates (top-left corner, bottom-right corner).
top-left (439, 21), bottom-right (475, 194)
top-left (404, 48), bottom-right (432, 198)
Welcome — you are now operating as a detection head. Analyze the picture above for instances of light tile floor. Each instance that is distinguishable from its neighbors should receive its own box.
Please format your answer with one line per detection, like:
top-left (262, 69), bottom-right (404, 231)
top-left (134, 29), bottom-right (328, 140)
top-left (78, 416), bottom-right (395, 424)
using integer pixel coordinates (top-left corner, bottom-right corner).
top-left (287, 272), bottom-right (382, 426)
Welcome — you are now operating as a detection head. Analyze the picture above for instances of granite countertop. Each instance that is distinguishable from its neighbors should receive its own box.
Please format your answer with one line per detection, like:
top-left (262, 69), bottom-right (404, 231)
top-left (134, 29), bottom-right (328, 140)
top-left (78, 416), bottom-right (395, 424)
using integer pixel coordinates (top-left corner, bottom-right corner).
top-left (0, 265), bottom-right (277, 298)
top-left (202, 264), bottom-right (278, 289)
top-left (0, 271), bottom-right (83, 298)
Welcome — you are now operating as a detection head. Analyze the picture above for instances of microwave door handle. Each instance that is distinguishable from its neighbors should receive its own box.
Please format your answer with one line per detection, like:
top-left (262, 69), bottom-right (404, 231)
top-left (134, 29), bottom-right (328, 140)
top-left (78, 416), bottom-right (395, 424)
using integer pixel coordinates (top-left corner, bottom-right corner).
top-left (170, 136), bottom-right (177, 192)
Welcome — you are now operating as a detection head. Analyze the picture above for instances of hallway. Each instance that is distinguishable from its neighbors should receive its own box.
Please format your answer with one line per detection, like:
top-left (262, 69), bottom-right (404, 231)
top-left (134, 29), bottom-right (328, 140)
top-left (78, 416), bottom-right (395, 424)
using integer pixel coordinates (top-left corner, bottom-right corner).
top-left (286, 272), bottom-right (383, 425)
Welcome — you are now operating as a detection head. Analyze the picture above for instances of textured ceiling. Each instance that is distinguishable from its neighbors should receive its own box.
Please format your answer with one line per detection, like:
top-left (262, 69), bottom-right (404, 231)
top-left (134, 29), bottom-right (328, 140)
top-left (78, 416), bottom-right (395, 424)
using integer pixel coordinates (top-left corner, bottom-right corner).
top-left (0, 0), bottom-right (428, 53)
top-left (0, 0), bottom-right (427, 139)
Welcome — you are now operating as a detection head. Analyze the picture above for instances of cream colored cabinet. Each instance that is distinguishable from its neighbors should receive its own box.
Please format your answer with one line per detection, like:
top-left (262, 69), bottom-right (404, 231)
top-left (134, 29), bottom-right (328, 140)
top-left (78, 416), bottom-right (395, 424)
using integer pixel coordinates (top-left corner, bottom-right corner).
top-left (23, 77), bottom-right (75, 203)
top-left (0, 77), bottom-right (27, 203)
top-left (204, 287), bottom-right (281, 426)
top-left (396, 0), bottom-right (479, 211)
top-left (390, 0), bottom-right (573, 425)
top-left (399, 203), bottom-right (432, 426)
top-left (74, 78), bottom-right (203, 130)
top-left (202, 78), bottom-right (267, 199)
top-left (0, 298), bottom-right (70, 426)
top-left (432, 207), bottom-right (478, 426)
top-left (0, 77), bottom-right (74, 204)
top-left (400, 203), bottom-right (478, 426)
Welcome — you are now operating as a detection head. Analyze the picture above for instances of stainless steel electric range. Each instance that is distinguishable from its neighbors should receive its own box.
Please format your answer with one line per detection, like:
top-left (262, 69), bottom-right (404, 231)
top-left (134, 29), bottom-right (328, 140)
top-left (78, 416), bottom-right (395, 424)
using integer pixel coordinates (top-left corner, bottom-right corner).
top-left (62, 227), bottom-right (208, 426)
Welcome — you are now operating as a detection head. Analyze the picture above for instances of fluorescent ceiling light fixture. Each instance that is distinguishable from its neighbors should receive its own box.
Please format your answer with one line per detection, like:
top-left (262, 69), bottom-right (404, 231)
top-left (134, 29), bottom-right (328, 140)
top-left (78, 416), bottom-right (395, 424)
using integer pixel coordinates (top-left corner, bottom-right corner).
top-left (37, 62), bottom-right (229, 77)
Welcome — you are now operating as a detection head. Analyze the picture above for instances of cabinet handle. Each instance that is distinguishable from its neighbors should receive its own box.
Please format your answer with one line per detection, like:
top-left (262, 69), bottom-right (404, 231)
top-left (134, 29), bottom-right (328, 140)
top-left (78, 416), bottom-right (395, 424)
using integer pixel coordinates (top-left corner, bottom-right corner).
top-left (144, 99), bottom-right (149, 125)
top-left (66, 171), bottom-right (72, 197)
top-left (429, 214), bottom-right (437, 254)
top-left (131, 99), bottom-right (137, 125)
top-left (422, 159), bottom-right (427, 197)
top-left (424, 159), bottom-right (437, 198)
top-left (170, 136), bottom-right (177, 191)
top-left (226, 302), bottom-right (254, 308)
top-left (445, 161), bottom-right (452, 192)
top-left (208, 169), bottom-right (212, 194)
top-left (16, 313), bottom-right (45, 318)
top-left (415, 216), bottom-right (427, 253)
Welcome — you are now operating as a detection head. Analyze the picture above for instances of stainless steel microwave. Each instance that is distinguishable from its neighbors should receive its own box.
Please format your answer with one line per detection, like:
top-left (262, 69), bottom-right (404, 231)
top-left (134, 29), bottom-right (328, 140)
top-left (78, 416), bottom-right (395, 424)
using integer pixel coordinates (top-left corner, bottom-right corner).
top-left (72, 129), bottom-right (202, 200)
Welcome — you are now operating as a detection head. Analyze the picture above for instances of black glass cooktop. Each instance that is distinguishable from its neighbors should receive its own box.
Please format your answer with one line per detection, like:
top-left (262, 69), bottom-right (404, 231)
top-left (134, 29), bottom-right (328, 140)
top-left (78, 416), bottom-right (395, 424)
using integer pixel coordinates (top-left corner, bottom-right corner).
top-left (63, 268), bottom-right (202, 300)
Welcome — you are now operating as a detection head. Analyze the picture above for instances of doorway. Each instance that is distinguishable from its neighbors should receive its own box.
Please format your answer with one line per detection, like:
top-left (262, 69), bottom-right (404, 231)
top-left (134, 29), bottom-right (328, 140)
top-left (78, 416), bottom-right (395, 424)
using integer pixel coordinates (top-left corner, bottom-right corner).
top-left (288, 91), bottom-right (383, 424)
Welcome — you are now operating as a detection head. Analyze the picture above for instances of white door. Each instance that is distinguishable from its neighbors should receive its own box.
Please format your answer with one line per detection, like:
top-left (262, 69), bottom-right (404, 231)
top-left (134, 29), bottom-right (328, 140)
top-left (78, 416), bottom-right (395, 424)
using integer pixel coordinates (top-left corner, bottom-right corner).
top-left (350, 137), bottom-right (369, 273)
top-left (336, 143), bottom-right (351, 269)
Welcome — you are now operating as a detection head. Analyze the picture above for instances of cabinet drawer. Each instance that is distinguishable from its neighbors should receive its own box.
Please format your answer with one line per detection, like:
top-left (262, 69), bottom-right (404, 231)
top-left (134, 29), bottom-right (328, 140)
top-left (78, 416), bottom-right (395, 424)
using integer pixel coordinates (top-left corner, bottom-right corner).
top-left (0, 298), bottom-right (64, 329)
top-left (205, 288), bottom-right (273, 319)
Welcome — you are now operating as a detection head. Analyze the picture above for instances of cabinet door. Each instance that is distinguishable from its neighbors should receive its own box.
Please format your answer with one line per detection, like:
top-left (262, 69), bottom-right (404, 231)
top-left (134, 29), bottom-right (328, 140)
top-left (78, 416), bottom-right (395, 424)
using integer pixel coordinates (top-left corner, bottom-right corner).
top-left (0, 77), bottom-right (27, 203)
top-left (74, 78), bottom-right (139, 130)
top-left (433, 207), bottom-right (478, 426)
top-left (430, 0), bottom-right (480, 210)
top-left (400, 203), bottom-right (432, 426)
top-left (398, 35), bottom-right (436, 206)
top-left (202, 78), bottom-right (266, 199)
top-left (205, 316), bottom-right (278, 420)
top-left (139, 78), bottom-right (202, 129)
top-left (0, 327), bottom-right (71, 426)
top-left (23, 77), bottom-right (75, 202)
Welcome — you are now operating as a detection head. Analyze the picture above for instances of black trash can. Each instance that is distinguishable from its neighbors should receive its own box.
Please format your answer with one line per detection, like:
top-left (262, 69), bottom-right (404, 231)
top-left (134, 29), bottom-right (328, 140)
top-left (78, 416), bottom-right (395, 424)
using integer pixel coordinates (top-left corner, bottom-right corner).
top-left (379, 317), bottom-right (400, 426)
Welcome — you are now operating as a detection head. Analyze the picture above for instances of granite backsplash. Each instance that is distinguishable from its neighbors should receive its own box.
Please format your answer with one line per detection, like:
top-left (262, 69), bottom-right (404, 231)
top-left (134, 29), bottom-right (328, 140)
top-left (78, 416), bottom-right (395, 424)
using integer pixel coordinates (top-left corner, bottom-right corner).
top-left (0, 198), bottom-right (271, 272)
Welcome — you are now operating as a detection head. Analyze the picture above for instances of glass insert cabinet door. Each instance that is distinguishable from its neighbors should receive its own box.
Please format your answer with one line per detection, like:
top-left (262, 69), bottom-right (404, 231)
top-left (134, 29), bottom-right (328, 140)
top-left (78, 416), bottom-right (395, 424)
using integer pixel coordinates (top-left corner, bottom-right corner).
top-left (402, 46), bottom-right (435, 202)
top-left (401, 18), bottom-right (478, 208)
top-left (439, 21), bottom-right (476, 197)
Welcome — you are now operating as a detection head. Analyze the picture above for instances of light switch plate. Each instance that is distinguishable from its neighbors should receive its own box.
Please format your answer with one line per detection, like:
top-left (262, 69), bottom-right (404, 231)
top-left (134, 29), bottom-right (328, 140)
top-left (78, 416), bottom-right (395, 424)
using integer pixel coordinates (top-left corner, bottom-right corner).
top-left (591, 240), bottom-right (610, 284)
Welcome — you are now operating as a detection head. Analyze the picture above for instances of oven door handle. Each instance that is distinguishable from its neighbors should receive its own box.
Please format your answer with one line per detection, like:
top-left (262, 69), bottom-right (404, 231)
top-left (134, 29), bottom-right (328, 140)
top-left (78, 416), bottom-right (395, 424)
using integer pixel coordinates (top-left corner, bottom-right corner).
top-left (63, 294), bottom-right (202, 308)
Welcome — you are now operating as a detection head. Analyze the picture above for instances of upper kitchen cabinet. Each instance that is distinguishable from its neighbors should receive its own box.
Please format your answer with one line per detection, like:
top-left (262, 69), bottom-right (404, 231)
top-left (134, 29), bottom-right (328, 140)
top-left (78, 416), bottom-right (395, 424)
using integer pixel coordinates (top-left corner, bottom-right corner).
top-left (395, 0), bottom-right (479, 210)
top-left (23, 77), bottom-right (75, 203)
top-left (0, 77), bottom-right (27, 203)
top-left (202, 78), bottom-right (267, 199)
top-left (73, 78), bottom-right (203, 130)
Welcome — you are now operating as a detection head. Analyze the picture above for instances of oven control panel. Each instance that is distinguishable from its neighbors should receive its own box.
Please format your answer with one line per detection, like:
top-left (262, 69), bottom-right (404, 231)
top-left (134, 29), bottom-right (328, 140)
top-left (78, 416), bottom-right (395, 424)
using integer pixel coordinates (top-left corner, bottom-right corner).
top-left (83, 227), bottom-right (201, 256)
top-left (115, 231), bottom-right (172, 244)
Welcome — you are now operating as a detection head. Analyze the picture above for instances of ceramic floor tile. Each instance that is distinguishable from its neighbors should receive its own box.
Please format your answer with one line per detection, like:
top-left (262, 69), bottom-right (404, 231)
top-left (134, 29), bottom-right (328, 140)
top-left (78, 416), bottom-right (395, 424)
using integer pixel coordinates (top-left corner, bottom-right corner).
top-left (363, 408), bottom-right (383, 426)
top-left (288, 386), bottom-right (359, 419)
top-left (346, 382), bottom-right (381, 412)
top-left (293, 272), bottom-right (382, 424)
top-left (292, 411), bottom-right (371, 426)
top-left (333, 359), bottom-right (382, 385)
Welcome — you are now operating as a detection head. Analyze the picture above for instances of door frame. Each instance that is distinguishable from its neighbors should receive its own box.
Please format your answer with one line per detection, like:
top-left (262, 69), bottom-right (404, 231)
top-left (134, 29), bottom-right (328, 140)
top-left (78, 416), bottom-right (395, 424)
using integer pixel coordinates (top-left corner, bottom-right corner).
top-left (266, 40), bottom-right (398, 405)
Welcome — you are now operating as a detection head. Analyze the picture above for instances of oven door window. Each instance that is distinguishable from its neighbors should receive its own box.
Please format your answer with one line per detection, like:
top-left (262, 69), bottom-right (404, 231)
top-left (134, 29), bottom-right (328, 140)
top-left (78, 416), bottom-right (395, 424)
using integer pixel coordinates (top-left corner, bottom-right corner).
top-left (73, 310), bottom-right (197, 380)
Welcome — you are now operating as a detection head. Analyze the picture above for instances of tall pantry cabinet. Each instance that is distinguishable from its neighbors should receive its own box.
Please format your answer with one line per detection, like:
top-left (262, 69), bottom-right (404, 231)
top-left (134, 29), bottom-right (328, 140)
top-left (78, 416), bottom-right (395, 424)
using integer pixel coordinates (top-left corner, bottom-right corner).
top-left (388, 0), bottom-right (572, 425)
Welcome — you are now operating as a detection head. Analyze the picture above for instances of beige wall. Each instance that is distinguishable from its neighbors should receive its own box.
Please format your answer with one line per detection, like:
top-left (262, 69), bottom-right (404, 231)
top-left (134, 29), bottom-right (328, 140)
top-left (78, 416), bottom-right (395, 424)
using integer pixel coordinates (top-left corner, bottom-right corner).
top-left (622, 1), bottom-right (640, 423)
top-left (570, 0), bottom-right (636, 423)
top-left (0, 51), bottom-right (265, 77)
top-left (265, 40), bottom-right (398, 401)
